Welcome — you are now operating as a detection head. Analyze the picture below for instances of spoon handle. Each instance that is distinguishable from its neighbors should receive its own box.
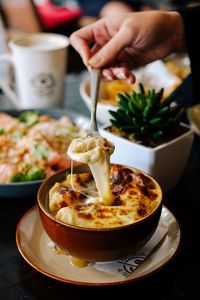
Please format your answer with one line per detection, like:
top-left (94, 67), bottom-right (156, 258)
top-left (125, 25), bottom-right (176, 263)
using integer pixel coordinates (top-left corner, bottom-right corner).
top-left (90, 68), bottom-right (101, 132)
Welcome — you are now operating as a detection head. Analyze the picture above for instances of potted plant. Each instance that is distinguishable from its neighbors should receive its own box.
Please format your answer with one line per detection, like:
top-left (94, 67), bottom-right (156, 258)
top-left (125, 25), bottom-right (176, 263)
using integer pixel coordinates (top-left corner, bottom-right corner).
top-left (99, 83), bottom-right (194, 192)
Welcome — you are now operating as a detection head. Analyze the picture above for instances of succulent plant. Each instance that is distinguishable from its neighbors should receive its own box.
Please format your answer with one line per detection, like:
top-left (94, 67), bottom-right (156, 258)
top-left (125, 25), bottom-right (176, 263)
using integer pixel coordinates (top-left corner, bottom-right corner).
top-left (109, 83), bottom-right (184, 143)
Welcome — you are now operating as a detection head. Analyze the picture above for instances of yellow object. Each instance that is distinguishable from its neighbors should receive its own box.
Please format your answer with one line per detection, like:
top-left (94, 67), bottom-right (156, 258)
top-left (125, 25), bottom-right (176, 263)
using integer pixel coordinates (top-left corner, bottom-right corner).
top-left (100, 80), bottom-right (134, 105)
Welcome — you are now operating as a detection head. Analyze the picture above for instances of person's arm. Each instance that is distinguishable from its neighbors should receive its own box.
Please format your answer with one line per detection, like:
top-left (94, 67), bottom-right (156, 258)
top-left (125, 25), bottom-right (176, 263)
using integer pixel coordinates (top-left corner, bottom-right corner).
top-left (179, 6), bottom-right (200, 101)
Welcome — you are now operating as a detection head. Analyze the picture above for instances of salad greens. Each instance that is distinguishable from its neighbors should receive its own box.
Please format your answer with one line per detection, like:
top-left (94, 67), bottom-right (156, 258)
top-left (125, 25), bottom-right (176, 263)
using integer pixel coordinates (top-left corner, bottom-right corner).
top-left (18, 111), bottom-right (39, 127)
top-left (33, 143), bottom-right (50, 160)
top-left (10, 165), bottom-right (45, 183)
top-left (0, 128), bottom-right (5, 135)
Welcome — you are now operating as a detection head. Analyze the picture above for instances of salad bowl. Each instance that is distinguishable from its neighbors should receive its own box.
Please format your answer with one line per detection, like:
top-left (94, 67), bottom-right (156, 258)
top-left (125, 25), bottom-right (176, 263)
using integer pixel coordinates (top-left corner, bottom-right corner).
top-left (0, 108), bottom-right (89, 198)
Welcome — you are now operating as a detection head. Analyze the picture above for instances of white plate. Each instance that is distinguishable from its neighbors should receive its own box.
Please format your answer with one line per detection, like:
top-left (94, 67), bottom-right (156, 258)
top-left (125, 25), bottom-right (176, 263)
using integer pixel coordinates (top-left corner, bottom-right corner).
top-left (16, 205), bottom-right (181, 286)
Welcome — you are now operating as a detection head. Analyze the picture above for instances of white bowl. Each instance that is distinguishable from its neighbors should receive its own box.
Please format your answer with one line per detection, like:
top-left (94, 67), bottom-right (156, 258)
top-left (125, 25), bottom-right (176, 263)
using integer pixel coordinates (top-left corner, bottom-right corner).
top-left (79, 75), bottom-right (117, 125)
top-left (99, 123), bottom-right (194, 193)
top-left (79, 62), bottom-right (182, 125)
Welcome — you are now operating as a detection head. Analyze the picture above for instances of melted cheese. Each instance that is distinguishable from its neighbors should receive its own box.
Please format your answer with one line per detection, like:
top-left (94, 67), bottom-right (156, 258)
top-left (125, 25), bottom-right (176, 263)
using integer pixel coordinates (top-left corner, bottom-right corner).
top-left (67, 135), bottom-right (115, 205)
top-left (49, 165), bottom-right (162, 229)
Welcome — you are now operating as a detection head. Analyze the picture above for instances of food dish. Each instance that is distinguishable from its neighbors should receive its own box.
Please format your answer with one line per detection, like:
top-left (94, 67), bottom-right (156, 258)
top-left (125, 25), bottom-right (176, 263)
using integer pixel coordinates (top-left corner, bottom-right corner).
top-left (48, 165), bottom-right (162, 228)
top-left (0, 108), bottom-right (90, 198)
top-left (16, 205), bottom-right (180, 286)
top-left (38, 164), bottom-right (162, 262)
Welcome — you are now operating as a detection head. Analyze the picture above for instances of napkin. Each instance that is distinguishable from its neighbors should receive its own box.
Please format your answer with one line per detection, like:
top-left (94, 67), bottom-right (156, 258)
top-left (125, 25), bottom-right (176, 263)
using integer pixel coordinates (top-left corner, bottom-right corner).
top-left (134, 60), bottom-right (181, 90)
top-left (94, 226), bottom-right (168, 278)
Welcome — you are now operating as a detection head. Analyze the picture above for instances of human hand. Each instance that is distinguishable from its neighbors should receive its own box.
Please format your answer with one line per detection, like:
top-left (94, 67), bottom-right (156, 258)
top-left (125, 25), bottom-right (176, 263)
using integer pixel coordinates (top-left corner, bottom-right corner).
top-left (70, 11), bottom-right (184, 82)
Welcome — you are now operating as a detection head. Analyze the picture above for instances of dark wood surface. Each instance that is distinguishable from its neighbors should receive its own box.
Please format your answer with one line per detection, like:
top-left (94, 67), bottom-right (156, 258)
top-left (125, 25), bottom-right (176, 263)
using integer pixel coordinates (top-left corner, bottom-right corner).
top-left (0, 73), bottom-right (200, 300)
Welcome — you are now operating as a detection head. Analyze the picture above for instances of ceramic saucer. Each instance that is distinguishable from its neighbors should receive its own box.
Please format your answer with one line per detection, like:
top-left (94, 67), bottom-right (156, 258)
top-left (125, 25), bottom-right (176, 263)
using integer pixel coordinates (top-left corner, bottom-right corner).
top-left (16, 205), bottom-right (181, 286)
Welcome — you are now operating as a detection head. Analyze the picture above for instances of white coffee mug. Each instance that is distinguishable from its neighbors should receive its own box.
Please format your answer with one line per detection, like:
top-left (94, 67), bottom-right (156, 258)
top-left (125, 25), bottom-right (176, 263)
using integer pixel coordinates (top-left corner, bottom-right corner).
top-left (0, 33), bottom-right (69, 109)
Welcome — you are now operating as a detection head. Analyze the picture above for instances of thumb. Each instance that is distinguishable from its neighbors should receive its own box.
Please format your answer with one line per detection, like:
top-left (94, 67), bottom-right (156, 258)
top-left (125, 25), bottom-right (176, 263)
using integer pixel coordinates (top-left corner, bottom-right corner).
top-left (88, 30), bottom-right (128, 67)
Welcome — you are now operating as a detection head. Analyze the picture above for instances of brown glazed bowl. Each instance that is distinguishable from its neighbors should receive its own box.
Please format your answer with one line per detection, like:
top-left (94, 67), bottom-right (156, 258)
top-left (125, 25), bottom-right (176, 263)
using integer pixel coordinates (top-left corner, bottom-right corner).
top-left (37, 165), bottom-right (163, 262)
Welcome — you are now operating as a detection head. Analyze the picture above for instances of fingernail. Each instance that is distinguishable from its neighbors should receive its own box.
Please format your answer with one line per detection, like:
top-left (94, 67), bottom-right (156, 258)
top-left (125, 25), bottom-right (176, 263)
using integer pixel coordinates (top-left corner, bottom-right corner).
top-left (128, 76), bottom-right (135, 84)
top-left (116, 72), bottom-right (126, 80)
top-left (89, 54), bottom-right (102, 66)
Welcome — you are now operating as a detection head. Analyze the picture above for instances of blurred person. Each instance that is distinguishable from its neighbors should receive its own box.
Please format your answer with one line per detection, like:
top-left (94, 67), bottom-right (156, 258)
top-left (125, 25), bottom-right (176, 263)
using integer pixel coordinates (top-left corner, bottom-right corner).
top-left (77, 1), bottom-right (193, 20)
top-left (78, 1), bottom-right (156, 16)
top-left (50, 1), bottom-right (194, 27)
top-left (77, 1), bottom-right (158, 26)
top-left (70, 6), bottom-right (200, 100)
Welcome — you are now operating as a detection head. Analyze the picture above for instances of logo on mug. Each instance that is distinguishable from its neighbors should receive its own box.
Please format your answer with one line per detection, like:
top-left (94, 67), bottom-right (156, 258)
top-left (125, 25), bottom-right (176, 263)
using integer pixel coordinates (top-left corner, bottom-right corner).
top-left (31, 72), bottom-right (55, 96)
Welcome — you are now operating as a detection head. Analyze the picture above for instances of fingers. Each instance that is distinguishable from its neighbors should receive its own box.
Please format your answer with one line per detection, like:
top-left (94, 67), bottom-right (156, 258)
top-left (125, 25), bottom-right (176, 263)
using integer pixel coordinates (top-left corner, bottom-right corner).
top-left (88, 25), bottom-right (132, 68)
top-left (70, 34), bottom-right (90, 65)
top-left (88, 35), bottom-right (122, 67)
top-left (70, 14), bottom-right (133, 70)
top-left (70, 23), bottom-right (97, 65)
top-left (102, 67), bottom-right (135, 84)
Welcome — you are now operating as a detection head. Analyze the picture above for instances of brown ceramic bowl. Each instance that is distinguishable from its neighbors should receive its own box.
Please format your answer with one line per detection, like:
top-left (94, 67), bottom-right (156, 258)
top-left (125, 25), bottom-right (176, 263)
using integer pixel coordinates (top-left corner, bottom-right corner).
top-left (37, 164), bottom-right (163, 262)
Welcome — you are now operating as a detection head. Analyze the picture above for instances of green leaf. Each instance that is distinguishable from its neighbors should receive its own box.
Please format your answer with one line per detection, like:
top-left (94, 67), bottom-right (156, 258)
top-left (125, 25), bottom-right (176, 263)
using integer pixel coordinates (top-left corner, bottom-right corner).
top-left (27, 165), bottom-right (45, 181)
top-left (143, 106), bottom-right (152, 118)
top-left (146, 96), bottom-right (153, 108)
top-left (10, 172), bottom-right (29, 182)
top-left (138, 83), bottom-right (145, 94)
top-left (118, 98), bottom-right (129, 111)
top-left (33, 143), bottom-right (50, 160)
top-left (132, 117), bottom-right (141, 127)
top-left (110, 82), bottom-right (184, 143)
top-left (151, 130), bottom-right (163, 140)
top-left (128, 100), bottom-right (138, 114)
top-left (130, 92), bottom-right (142, 111)
top-left (18, 111), bottom-right (39, 127)
top-left (10, 165), bottom-right (45, 182)
top-left (154, 106), bottom-right (169, 117)
top-left (110, 119), bottom-right (121, 129)
top-left (0, 128), bottom-right (5, 135)
top-left (149, 117), bottom-right (162, 125)
top-left (141, 125), bottom-right (149, 135)
top-left (118, 93), bottom-right (130, 102)
top-left (11, 131), bottom-right (24, 140)
top-left (154, 118), bottom-right (174, 130)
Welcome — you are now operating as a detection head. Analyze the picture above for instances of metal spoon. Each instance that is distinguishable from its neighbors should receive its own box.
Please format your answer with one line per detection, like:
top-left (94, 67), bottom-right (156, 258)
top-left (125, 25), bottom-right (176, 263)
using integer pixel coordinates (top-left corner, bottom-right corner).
top-left (89, 68), bottom-right (101, 134)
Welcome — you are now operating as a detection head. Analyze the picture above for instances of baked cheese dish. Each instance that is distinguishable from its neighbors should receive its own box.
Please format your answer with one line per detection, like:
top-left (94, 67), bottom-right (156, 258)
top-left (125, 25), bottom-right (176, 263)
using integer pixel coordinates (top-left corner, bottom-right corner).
top-left (49, 164), bottom-right (162, 229)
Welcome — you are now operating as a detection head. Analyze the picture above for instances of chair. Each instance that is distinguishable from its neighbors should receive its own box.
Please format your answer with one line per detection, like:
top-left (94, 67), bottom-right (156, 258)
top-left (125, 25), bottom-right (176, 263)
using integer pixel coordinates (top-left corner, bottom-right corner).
top-left (0, 0), bottom-right (43, 35)
top-left (36, 0), bottom-right (82, 34)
